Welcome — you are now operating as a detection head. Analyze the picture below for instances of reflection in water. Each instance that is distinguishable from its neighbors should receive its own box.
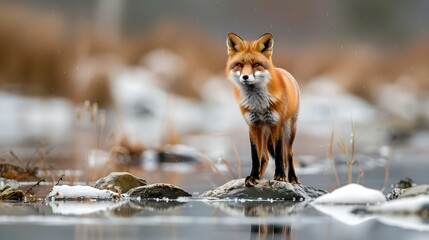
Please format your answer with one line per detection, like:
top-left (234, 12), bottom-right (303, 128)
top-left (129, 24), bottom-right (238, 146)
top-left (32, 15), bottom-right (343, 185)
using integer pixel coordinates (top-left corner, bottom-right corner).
top-left (47, 199), bottom-right (187, 217)
top-left (111, 200), bottom-right (186, 217)
top-left (48, 200), bottom-right (125, 215)
top-left (206, 201), bottom-right (300, 240)
top-left (75, 225), bottom-right (104, 240)
top-left (207, 200), bottom-right (306, 217)
top-left (250, 224), bottom-right (292, 240)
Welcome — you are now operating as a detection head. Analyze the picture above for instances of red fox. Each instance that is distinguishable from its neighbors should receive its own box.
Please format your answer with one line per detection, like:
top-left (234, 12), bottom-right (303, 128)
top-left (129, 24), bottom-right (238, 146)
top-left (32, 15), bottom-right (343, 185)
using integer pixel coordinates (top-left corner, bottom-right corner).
top-left (225, 32), bottom-right (300, 186)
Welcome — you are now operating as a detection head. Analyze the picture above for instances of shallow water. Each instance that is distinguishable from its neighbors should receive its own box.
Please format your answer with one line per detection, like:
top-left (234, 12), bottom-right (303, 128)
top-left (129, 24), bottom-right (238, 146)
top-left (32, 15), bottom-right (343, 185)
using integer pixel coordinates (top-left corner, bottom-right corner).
top-left (1, 150), bottom-right (429, 240)
top-left (0, 199), bottom-right (428, 240)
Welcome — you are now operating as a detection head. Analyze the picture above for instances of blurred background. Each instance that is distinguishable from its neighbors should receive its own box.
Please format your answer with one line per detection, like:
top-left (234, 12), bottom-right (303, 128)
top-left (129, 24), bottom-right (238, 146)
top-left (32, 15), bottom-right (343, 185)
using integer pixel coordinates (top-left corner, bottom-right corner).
top-left (1, 0), bottom-right (429, 187)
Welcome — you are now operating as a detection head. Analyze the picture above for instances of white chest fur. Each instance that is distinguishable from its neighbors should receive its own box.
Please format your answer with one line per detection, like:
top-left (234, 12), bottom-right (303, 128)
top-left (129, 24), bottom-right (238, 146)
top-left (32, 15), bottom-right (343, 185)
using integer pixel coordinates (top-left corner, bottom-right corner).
top-left (239, 85), bottom-right (271, 111)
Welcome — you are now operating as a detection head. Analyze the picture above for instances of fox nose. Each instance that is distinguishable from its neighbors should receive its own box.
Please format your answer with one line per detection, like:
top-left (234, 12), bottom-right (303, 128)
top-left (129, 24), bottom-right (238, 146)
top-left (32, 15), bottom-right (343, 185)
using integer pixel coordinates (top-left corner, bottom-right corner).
top-left (242, 75), bottom-right (249, 81)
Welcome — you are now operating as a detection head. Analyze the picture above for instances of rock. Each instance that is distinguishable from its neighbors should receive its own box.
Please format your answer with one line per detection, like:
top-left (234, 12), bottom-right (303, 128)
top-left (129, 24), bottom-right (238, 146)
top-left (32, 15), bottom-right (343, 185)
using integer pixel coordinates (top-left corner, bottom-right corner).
top-left (0, 184), bottom-right (24, 201)
top-left (127, 183), bottom-right (191, 199)
top-left (399, 185), bottom-right (429, 199)
top-left (93, 172), bottom-right (148, 194)
top-left (394, 178), bottom-right (416, 189)
top-left (386, 188), bottom-right (403, 201)
top-left (200, 178), bottom-right (326, 200)
top-left (386, 178), bottom-right (418, 200)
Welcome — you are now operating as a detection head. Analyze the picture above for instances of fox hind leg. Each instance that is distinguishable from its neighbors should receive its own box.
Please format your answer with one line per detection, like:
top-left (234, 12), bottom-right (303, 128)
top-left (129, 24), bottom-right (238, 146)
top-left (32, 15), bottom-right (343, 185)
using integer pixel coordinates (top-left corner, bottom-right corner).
top-left (285, 116), bottom-right (300, 184)
top-left (258, 128), bottom-right (270, 180)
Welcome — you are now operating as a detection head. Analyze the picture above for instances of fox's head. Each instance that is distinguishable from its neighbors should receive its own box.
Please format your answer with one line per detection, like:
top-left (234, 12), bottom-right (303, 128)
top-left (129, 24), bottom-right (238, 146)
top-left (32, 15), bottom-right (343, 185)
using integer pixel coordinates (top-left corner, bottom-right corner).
top-left (226, 32), bottom-right (274, 87)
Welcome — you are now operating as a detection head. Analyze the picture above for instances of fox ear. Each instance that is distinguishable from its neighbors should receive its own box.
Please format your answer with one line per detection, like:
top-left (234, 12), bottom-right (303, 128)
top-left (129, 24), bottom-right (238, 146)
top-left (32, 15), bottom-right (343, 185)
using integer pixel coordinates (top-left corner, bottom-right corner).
top-left (227, 32), bottom-right (244, 55)
top-left (255, 33), bottom-right (274, 56)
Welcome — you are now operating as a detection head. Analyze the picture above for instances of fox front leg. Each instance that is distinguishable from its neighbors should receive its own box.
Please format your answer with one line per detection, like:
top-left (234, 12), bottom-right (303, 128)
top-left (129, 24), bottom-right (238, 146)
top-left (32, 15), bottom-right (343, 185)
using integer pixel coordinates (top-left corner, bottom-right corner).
top-left (245, 136), bottom-right (261, 187)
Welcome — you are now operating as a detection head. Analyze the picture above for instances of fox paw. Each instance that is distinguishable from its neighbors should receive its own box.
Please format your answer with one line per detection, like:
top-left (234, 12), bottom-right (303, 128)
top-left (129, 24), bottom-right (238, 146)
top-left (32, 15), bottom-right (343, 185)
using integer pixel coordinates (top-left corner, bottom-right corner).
top-left (288, 176), bottom-right (300, 184)
top-left (274, 173), bottom-right (287, 182)
top-left (245, 176), bottom-right (259, 187)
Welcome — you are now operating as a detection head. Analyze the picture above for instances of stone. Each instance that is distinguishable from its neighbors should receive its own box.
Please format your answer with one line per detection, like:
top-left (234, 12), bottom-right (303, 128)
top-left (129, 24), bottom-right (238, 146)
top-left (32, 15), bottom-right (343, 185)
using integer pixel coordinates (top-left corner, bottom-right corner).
top-left (93, 172), bottom-right (148, 194)
top-left (127, 183), bottom-right (191, 199)
top-left (399, 185), bottom-right (429, 199)
top-left (386, 178), bottom-right (419, 200)
top-left (0, 184), bottom-right (24, 201)
top-left (200, 178), bottom-right (327, 200)
top-left (394, 177), bottom-right (416, 189)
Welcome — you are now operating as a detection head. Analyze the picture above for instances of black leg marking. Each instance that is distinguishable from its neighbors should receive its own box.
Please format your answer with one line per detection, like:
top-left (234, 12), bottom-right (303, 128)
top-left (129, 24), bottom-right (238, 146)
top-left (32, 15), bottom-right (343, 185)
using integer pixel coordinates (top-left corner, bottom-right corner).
top-left (273, 137), bottom-right (287, 182)
top-left (268, 140), bottom-right (275, 159)
top-left (246, 135), bottom-right (260, 187)
top-left (287, 152), bottom-right (299, 184)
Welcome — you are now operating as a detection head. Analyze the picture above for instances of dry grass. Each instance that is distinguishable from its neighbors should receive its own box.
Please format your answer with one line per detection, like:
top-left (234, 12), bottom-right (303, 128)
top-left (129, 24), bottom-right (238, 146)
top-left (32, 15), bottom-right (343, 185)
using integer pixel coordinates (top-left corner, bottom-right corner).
top-left (0, 143), bottom-right (59, 182)
top-left (1, 5), bottom-right (429, 108)
top-left (328, 119), bottom-right (363, 186)
top-left (381, 158), bottom-right (391, 193)
top-left (327, 108), bottom-right (340, 187)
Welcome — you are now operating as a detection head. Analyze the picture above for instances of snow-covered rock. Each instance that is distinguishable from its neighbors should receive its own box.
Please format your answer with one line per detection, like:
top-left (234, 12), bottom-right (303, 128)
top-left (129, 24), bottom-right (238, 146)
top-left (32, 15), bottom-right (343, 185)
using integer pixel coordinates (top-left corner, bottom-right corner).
top-left (313, 183), bottom-right (386, 204)
top-left (46, 185), bottom-right (119, 200)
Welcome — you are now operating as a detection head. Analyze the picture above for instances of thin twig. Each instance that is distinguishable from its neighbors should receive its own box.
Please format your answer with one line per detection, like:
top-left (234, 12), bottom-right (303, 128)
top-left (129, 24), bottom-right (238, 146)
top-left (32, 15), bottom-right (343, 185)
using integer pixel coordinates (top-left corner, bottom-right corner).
top-left (55, 174), bottom-right (65, 186)
top-left (24, 179), bottom-right (45, 196)
top-left (9, 151), bottom-right (25, 168)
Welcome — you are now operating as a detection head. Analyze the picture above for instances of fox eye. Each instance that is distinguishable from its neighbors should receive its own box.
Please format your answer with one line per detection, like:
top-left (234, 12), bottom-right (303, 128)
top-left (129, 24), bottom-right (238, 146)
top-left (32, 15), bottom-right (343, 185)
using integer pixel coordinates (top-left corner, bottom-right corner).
top-left (253, 63), bottom-right (261, 68)
top-left (235, 63), bottom-right (243, 68)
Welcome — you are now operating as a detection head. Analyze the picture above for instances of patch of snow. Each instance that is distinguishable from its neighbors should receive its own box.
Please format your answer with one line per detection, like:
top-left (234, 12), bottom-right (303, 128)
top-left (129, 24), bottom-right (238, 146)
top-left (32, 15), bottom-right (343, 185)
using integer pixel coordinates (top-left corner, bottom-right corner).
top-left (376, 77), bottom-right (420, 123)
top-left (46, 185), bottom-right (118, 200)
top-left (88, 149), bottom-right (110, 168)
top-left (0, 177), bottom-right (20, 189)
top-left (0, 92), bottom-right (74, 144)
top-left (140, 49), bottom-right (186, 83)
top-left (161, 163), bottom-right (196, 174)
top-left (313, 184), bottom-right (386, 205)
top-left (141, 149), bottom-right (159, 171)
top-left (165, 144), bottom-right (200, 159)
